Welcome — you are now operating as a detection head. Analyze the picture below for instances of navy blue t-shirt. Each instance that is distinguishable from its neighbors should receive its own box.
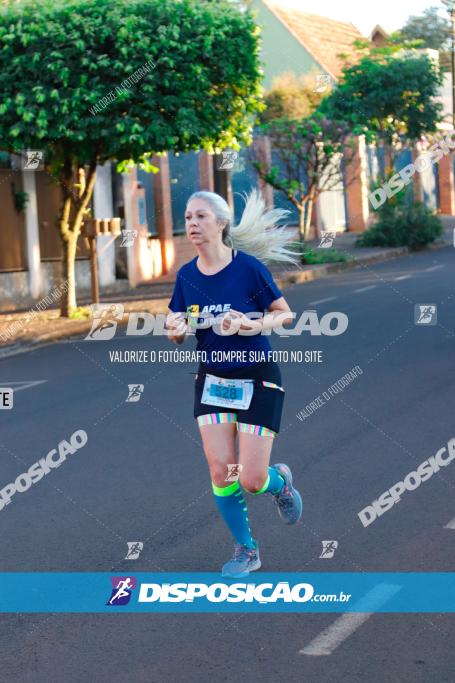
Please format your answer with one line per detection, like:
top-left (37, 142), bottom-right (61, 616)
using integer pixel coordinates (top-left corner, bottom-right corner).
top-left (168, 250), bottom-right (282, 369)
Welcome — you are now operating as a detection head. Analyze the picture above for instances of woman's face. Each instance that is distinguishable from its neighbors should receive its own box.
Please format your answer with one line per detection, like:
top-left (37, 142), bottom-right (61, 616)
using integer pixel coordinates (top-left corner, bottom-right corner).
top-left (185, 199), bottom-right (224, 246)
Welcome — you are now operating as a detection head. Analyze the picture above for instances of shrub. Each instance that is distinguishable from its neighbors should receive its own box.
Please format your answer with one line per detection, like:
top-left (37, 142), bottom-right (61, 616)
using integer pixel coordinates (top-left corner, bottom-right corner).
top-left (301, 247), bottom-right (349, 265)
top-left (356, 201), bottom-right (443, 249)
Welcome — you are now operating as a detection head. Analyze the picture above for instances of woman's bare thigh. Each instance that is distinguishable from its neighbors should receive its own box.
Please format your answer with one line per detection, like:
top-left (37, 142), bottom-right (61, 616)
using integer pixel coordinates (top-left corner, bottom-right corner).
top-left (198, 423), bottom-right (238, 488)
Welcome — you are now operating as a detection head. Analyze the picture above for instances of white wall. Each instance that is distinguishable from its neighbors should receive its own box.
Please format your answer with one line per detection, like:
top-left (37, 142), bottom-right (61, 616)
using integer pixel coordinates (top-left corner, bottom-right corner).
top-left (93, 161), bottom-right (116, 286)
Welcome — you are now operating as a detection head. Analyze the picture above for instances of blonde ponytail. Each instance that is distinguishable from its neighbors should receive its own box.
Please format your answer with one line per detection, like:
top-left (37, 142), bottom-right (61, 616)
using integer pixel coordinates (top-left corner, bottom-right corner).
top-left (187, 189), bottom-right (302, 267)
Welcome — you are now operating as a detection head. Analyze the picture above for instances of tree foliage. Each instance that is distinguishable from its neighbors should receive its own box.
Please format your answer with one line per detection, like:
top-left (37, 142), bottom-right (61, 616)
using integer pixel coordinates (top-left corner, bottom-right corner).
top-left (397, 6), bottom-right (450, 50)
top-left (318, 46), bottom-right (443, 153)
top-left (0, 0), bottom-right (263, 314)
top-left (260, 72), bottom-right (325, 124)
top-left (252, 114), bottom-right (354, 242)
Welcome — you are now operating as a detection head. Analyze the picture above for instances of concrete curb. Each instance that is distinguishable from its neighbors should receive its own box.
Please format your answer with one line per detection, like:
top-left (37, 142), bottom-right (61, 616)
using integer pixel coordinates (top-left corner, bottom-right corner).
top-left (273, 246), bottom-right (409, 290)
top-left (0, 241), bottom-right (447, 361)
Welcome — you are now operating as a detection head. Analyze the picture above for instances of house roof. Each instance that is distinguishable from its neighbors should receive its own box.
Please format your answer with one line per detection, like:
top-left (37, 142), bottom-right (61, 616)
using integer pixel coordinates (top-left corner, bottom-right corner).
top-left (370, 24), bottom-right (389, 40)
top-left (370, 24), bottom-right (389, 47)
top-left (261, 0), bottom-right (366, 79)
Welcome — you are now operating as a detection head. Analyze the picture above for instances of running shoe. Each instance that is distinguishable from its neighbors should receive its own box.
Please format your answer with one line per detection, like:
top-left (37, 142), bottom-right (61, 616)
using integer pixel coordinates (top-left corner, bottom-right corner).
top-left (272, 463), bottom-right (303, 525)
top-left (221, 541), bottom-right (261, 578)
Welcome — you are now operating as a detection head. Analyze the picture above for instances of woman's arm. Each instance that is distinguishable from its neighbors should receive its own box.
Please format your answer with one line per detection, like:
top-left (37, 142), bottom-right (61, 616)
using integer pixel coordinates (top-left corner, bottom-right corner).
top-left (261, 297), bottom-right (294, 331)
top-left (221, 298), bottom-right (294, 334)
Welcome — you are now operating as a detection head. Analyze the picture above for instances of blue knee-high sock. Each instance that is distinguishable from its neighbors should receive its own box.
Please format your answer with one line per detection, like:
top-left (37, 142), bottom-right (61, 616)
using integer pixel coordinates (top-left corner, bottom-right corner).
top-left (251, 467), bottom-right (285, 496)
top-left (212, 480), bottom-right (255, 548)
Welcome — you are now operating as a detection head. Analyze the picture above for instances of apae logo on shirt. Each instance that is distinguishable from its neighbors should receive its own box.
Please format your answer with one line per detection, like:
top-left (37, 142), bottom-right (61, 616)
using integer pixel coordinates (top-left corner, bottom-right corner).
top-left (187, 303), bottom-right (231, 327)
top-left (200, 304), bottom-right (231, 314)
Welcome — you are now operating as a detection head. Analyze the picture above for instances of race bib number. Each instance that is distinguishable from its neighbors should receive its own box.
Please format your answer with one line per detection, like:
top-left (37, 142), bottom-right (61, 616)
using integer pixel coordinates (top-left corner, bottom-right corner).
top-left (201, 374), bottom-right (254, 410)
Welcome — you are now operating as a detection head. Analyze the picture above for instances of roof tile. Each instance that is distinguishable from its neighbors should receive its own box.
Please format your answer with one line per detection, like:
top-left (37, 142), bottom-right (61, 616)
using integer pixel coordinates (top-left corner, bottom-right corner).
top-left (262, 0), bottom-right (366, 78)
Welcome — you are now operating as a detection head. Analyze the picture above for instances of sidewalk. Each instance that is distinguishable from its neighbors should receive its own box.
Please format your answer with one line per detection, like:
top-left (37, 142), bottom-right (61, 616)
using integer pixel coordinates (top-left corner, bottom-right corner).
top-left (0, 228), bottom-right (451, 360)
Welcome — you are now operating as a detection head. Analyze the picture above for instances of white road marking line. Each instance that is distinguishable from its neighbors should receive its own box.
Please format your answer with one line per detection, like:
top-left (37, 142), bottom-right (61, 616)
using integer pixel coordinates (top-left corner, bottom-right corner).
top-left (394, 274), bottom-right (411, 281)
top-left (424, 265), bottom-right (443, 272)
top-left (299, 583), bottom-right (401, 656)
top-left (444, 517), bottom-right (455, 529)
top-left (0, 380), bottom-right (47, 392)
top-left (353, 285), bottom-right (376, 293)
top-left (308, 297), bottom-right (336, 306)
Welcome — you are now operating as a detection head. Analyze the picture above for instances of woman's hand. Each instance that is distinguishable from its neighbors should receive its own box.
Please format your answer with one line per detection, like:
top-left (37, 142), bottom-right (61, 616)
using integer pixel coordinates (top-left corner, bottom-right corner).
top-left (166, 312), bottom-right (188, 344)
top-left (219, 305), bottom-right (294, 336)
top-left (220, 310), bottom-right (262, 334)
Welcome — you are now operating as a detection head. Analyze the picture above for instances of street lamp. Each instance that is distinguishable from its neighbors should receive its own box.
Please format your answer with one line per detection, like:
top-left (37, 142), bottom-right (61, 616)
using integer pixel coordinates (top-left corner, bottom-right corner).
top-left (441, 0), bottom-right (455, 126)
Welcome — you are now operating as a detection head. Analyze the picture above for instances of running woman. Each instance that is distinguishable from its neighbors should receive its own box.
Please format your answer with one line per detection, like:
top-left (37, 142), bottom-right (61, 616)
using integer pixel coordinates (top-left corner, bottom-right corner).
top-left (166, 189), bottom-right (303, 578)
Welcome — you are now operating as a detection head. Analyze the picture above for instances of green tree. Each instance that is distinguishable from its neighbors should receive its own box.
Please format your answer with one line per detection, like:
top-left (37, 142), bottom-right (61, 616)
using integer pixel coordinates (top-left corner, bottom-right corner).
top-left (0, 0), bottom-right (262, 315)
top-left (260, 72), bottom-right (325, 124)
top-left (398, 6), bottom-right (450, 49)
top-left (319, 46), bottom-right (443, 174)
top-left (251, 115), bottom-right (354, 243)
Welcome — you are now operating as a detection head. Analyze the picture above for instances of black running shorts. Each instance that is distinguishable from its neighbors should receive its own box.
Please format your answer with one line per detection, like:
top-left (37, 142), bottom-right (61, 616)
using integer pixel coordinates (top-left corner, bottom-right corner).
top-left (193, 361), bottom-right (285, 435)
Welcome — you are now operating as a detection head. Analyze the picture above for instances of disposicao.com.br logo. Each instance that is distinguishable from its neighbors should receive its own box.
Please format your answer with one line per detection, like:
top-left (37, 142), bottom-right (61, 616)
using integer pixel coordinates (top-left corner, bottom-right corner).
top-left (136, 582), bottom-right (351, 604)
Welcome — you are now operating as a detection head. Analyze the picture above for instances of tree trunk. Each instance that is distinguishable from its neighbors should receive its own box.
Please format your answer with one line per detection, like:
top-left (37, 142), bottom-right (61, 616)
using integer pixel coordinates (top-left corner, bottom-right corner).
top-left (388, 144), bottom-right (396, 175)
top-left (298, 204), bottom-right (305, 247)
top-left (60, 236), bottom-right (78, 316)
top-left (304, 193), bottom-right (314, 241)
top-left (58, 163), bottom-right (97, 317)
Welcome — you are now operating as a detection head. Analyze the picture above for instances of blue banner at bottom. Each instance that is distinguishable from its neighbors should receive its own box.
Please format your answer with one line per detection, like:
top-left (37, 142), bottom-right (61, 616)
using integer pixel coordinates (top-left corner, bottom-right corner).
top-left (0, 573), bottom-right (453, 613)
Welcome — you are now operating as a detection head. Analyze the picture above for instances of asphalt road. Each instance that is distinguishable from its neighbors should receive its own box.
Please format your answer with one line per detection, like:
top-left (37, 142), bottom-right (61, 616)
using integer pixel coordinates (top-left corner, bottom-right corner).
top-left (0, 245), bottom-right (454, 683)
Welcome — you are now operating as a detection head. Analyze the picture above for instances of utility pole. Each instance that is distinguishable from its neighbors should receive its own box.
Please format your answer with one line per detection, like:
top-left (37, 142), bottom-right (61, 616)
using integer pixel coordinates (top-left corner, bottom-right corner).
top-left (451, 2), bottom-right (455, 127)
top-left (442, 0), bottom-right (455, 126)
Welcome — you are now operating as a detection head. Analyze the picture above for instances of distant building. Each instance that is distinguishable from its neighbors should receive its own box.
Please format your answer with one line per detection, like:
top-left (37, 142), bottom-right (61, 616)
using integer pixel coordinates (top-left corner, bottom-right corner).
top-left (370, 24), bottom-right (389, 48)
top-left (252, 0), bottom-right (365, 86)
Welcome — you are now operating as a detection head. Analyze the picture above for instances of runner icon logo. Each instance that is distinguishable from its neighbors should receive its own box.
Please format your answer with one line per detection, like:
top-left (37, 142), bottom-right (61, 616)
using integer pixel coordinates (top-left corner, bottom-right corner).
top-left (318, 231), bottom-right (336, 248)
top-left (126, 385), bottom-right (144, 402)
top-left (219, 151), bottom-right (238, 170)
top-left (225, 464), bottom-right (243, 482)
top-left (120, 229), bottom-right (138, 247)
top-left (320, 540), bottom-right (338, 558)
top-left (125, 542), bottom-right (144, 560)
top-left (313, 74), bottom-right (332, 93)
top-left (415, 304), bottom-right (437, 325)
top-left (22, 150), bottom-right (44, 170)
top-left (86, 304), bottom-right (124, 340)
top-left (107, 576), bottom-right (137, 606)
